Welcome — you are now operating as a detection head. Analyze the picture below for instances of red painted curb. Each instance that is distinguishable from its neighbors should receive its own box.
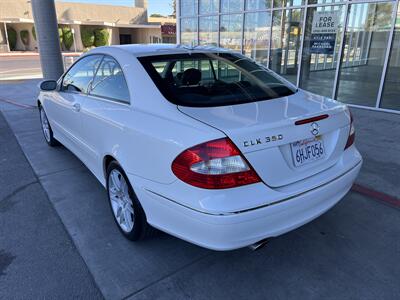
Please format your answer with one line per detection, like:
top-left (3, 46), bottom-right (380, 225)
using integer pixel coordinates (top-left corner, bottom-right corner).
top-left (352, 184), bottom-right (400, 208)
top-left (0, 98), bottom-right (36, 109)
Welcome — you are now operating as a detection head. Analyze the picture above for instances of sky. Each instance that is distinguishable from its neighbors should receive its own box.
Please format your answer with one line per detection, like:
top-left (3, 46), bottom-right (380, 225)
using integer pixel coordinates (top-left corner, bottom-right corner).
top-left (58, 0), bottom-right (174, 16)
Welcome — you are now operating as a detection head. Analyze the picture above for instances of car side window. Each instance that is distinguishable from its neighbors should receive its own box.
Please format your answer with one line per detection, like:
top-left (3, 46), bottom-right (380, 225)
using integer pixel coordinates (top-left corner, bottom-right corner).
top-left (89, 56), bottom-right (130, 103)
top-left (62, 55), bottom-right (103, 93)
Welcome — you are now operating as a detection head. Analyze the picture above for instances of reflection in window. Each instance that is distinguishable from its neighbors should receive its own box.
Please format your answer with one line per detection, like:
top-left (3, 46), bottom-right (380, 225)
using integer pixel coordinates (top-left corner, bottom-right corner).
top-left (181, 18), bottom-right (198, 45)
top-left (274, 0), bottom-right (305, 8)
top-left (308, 0), bottom-right (343, 5)
top-left (299, 5), bottom-right (345, 97)
top-left (181, 0), bottom-right (198, 16)
top-left (220, 14), bottom-right (243, 51)
top-left (244, 11), bottom-right (271, 66)
top-left (200, 16), bottom-right (219, 46)
top-left (90, 56), bottom-right (130, 103)
top-left (381, 6), bottom-right (400, 111)
top-left (246, 0), bottom-right (271, 10)
top-left (62, 55), bottom-right (102, 93)
top-left (269, 8), bottom-right (304, 84)
top-left (336, 2), bottom-right (394, 106)
top-left (200, 0), bottom-right (219, 14)
top-left (221, 0), bottom-right (244, 13)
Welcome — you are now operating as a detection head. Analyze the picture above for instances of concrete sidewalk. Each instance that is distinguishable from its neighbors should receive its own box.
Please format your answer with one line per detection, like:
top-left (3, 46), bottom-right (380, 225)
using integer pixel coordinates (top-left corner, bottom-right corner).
top-left (1, 79), bottom-right (399, 299)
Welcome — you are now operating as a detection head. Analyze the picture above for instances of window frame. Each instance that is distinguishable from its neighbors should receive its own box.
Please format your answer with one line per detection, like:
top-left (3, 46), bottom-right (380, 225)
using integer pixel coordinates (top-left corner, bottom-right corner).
top-left (87, 54), bottom-right (131, 105)
top-left (60, 54), bottom-right (104, 95)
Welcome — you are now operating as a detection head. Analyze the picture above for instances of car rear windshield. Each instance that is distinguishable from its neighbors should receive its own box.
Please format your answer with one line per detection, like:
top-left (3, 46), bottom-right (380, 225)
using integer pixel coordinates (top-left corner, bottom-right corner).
top-left (138, 52), bottom-right (295, 107)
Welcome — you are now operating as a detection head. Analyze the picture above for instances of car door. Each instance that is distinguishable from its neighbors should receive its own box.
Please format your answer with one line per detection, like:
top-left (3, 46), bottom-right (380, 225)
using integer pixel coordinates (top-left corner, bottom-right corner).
top-left (47, 54), bottom-right (103, 158)
top-left (79, 55), bottom-right (131, 178)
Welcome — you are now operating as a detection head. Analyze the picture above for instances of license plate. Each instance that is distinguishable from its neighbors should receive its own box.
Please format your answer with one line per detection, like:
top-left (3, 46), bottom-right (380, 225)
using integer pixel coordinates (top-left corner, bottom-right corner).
top-left (291, 137), bottom-right (325, 167)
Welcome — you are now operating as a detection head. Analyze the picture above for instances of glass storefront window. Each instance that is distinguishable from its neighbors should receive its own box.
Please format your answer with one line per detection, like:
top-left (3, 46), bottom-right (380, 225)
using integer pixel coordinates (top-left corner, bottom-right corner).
top-left (244, 11), bottom-right (271, 65)
top-left (221, 0), bottom-right (244, 13)
top-left (308, 0), bottom-right (343, 5)
top-left (299, 5), bottom-right (345, 97)
top-left (220, 14), bottom-right (243, 51)
top-left (336, 2), bottom-right (394, 107)
top-left (200, 0), bottom-right (219, 14)
top-left (270, 8), bottom-right (304, 84)
top-left (381, 6), bottom-right (400, 111)
top-left (181, 18), bottom-right (198, 45)
top-left (181, 0), bottom-right (198, 17)
top-left (246, 0), bottom-right (271, 10)
top-left (200, 16), bottom-right (219, 46)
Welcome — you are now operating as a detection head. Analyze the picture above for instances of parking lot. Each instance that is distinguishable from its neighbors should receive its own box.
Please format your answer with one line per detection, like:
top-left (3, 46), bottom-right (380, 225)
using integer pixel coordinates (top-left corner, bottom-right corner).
top-left (1, 79), bottom-right (399, 299)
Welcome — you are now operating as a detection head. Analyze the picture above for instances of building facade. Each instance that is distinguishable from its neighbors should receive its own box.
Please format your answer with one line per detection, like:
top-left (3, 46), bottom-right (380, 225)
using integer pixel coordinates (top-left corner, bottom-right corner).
top-left (0, 0), bottom-right (172, 53)
top-left (177, 0), bottom-right (400, 112)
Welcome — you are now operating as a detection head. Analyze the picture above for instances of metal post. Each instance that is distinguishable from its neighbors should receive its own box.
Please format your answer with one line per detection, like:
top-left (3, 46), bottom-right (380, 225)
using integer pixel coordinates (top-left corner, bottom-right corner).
top-left (296, 6), bottom-right (308, 87)
top-left (31, 0), bottom-right (64, 80)
top-left (332, 2), bottom-right (350, 100)
top-left (176, 0), bottom-right (181, 44)
top-left (375, 0), bottom-right (399, 108)
top-left (240, 0), bottom-right (246, 54)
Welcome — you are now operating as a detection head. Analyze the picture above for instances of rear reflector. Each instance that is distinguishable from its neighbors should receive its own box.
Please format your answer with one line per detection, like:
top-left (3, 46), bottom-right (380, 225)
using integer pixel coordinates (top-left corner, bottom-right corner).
top-left (345, 110), bottom-right (355, 150)
top-left (295, 114), bottom-right (329, 125)
top-left (172, 138), bottom-right (261, 189)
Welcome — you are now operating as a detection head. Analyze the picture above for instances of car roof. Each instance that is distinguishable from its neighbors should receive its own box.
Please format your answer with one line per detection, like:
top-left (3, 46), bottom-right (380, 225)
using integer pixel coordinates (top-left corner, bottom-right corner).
top-left (88, 44), bottom-right (232, 57)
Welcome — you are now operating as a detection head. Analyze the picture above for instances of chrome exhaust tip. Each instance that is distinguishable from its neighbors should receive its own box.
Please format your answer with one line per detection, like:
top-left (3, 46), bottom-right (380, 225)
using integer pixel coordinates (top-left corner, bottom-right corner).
top-left (249, 238), bottom-right (270, 251)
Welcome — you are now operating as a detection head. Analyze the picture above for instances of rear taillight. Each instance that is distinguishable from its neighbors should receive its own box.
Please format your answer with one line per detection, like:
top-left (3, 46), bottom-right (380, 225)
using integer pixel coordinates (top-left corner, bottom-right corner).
top-left (172, 138), bottom-right (261, 189)
top-left (345, 110), bottom-right (355, 150)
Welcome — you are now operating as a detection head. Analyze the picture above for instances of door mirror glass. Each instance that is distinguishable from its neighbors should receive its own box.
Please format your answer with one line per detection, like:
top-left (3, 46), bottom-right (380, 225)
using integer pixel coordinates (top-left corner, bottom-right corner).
top-left (40, 80), bottom-right (58, 91)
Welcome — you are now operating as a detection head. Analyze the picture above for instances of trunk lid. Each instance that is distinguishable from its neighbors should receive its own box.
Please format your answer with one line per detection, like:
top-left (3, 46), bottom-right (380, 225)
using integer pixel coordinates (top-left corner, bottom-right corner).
top-left (178, 90), bottom-right (351, 187)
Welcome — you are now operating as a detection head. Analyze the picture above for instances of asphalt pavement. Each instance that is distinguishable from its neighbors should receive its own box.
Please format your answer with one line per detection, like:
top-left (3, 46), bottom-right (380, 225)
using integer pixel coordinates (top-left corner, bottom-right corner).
top-left (0, 79), bottom-right (399, 299)
top-left (0, 53), bottom-right (80, 81)
top-left (0, 111), bottom-right (102, 299)
top-left (0, 56), bottom-right (42, 80)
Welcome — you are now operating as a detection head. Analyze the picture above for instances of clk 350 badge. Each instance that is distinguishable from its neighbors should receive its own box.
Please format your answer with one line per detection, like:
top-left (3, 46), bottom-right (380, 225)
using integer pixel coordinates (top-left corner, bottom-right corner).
top-left (243, 134), bottom-right (283, 147)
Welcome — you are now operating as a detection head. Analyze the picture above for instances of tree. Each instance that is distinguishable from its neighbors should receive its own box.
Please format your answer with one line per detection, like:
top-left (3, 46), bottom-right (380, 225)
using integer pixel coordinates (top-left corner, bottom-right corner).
top-left (20, 30), bottom-right (30, 49)
top-left (171, 0), bottom-right (176, 17)
top-left (94, 28), bottom-right (109, 47)
top-left (150, 13), bottom-right (164, 18)
top-left (32, 26), bottom-right (36, 41)
top-left (62, 27), bottom-right (73, 50)
top-left (81, 26), bottom-right (95, 48)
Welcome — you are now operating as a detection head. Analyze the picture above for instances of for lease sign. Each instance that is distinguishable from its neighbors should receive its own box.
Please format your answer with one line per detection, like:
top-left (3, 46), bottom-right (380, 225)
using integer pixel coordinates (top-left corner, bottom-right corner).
top-left (312, 11), bottom-right (340, 34)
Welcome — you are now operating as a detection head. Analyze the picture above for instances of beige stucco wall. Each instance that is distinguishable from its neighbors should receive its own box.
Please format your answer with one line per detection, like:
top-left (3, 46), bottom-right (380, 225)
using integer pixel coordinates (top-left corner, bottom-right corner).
top-left (0, 0), bottom-right (147, 25)
top-left (148, 17), bottom-right (176, 25)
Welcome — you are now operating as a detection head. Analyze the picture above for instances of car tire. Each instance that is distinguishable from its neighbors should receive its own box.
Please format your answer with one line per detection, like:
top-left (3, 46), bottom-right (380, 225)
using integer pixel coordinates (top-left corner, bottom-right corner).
top-left (39, 105), bottom-right (59, 147)
top-left (106, 161), bottom-right (155, 241)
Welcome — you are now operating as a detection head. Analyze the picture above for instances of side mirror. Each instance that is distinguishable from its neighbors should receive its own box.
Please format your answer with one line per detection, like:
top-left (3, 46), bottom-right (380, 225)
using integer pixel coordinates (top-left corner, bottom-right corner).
top-left (39, 80), bottom-right (57, 91)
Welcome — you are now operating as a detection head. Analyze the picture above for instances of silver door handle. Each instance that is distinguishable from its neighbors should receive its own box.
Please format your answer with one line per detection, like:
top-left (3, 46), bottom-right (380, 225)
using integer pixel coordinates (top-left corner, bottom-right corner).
top-left (72, 103), bottom-right (81, 112)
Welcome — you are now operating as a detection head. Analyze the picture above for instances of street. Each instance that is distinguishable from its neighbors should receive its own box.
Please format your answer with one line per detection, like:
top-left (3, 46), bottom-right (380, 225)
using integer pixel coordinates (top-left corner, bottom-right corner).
top-left (0, 55), bottom-right (42, 80)
top-left (0, 54), bottom-right (80, 81)
top-left (0, 79), bottom-right (399, 299)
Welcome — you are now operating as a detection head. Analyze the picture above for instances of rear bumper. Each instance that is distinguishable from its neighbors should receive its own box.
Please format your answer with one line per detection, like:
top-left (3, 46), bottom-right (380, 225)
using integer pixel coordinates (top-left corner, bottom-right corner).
top-left (133, 158), bottom-right (362, 251)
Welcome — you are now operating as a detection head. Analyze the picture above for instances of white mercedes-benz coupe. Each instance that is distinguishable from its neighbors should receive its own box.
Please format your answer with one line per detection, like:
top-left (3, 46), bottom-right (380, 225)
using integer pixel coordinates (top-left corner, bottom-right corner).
top-left (38, 44), bottom-right (362, 250)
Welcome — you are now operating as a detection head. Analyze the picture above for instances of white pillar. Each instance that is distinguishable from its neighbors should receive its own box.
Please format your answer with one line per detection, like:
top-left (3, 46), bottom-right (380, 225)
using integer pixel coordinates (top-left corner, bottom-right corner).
top-left (31, 0), bottom-right (64, 80)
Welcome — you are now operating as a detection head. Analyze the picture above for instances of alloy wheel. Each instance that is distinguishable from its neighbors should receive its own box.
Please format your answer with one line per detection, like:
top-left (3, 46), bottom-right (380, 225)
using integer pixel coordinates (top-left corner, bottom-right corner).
top-left (108, 169), bottom-right (135, 233)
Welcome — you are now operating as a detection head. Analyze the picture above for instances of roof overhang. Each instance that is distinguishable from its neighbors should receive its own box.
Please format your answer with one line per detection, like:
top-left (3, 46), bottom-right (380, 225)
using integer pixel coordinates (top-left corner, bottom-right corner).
top-left (0, 18), bottom-right (160, 29)
top-left (0, 18), bottom-right (34, 24)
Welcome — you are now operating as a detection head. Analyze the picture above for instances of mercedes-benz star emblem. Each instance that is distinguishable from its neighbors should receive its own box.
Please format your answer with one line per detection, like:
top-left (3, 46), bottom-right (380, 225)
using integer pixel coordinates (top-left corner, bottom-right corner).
top-left (311, 122), bottom-right (320, 136)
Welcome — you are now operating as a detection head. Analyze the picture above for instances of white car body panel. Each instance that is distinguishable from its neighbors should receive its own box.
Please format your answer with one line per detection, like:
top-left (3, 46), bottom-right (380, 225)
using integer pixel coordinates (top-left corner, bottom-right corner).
top-left (179, 89), bottom-right (351, 187)
top-left (38, 44), bottom-right (362, 250)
